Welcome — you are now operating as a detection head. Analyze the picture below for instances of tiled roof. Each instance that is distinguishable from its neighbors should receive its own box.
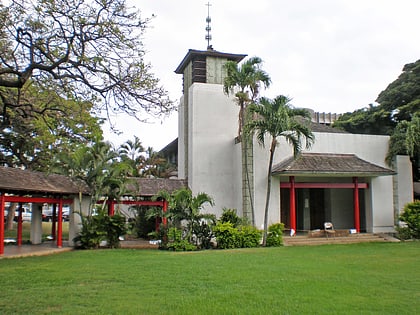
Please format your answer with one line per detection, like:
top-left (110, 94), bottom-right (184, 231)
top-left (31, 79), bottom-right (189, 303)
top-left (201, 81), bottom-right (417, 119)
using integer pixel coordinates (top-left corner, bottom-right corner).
top-left (126, 178), bottom-right (188, 196)
top-left (0, 167), bottom-right (188, 197)
top-left (0, 166), bottom-right (87, 195)
top-left (272, 153), bottom-right (396, 176)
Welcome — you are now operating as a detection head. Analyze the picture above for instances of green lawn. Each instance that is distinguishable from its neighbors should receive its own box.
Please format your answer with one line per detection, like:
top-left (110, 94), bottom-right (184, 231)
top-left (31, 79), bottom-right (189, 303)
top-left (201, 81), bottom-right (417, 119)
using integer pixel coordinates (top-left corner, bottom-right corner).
top-left (4, 222), bottom-right (69, 241)
top-left (0, 242), bottom-right (419, 314)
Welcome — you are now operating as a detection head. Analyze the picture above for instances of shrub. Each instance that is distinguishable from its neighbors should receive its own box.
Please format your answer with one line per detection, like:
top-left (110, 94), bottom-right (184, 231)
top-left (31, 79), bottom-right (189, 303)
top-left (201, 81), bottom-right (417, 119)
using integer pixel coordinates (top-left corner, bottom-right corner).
top-left (395, 226), bottom-right (412, 241)
top-left (73, 209), bottom-right (127, 249)
top-left (239, 225), bottom-right (262, 248)
top-left (73, 215), bottom-right (106, 249)
top-left (131, 206), bottom-right (156, 239)
top-left (192, 220), bottom-right (214, 249)
top-left (213, 222), bottom-right (241, 249)
top-left (398, 200), bottom-right (420, 239)
top-left (165, 227), bottom-right (196, 251)
top-left (219, 208), bottom-right (242, 227)
top-left (266, 223), bottom-right (284, 247)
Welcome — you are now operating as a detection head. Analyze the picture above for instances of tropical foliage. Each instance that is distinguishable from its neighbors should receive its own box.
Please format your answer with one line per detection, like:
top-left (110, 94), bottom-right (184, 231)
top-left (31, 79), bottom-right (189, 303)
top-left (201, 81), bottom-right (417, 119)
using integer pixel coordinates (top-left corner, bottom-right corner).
top-left (223, 56), bottom-right (271, 137)
top-left (223, 56), bottom-right (271, 225)
top-left (149, 188), bottom-right (215, 250)
top-left (73, 208), bottom-right (127, 249)
top-left (119, 137), bottom-right (174, 178)
top-left (334, 59), bottom-right (420, 180)
top-left (398, 200), bottom-right (420, 239)
top-left (0, 0), bottom-right (173, 124)
top-left (246, 95), bottom-right (314, 246)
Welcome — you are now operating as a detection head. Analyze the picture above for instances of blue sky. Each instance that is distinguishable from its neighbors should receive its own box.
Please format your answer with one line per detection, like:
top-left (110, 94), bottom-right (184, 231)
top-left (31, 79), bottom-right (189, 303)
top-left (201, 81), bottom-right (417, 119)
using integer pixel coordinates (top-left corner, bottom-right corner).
top-left (103, 0), bottom-right (420, 150)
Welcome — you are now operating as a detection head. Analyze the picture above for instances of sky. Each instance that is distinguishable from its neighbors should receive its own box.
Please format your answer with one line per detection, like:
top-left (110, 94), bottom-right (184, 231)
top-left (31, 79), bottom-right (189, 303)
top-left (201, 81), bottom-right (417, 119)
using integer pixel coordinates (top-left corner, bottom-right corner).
top-left (102, 0), bottom-right (420, 151)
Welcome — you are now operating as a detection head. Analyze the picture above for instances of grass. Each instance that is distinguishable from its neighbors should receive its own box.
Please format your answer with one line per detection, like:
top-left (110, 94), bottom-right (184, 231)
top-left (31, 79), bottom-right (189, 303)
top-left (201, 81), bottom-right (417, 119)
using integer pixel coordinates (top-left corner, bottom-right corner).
top-left (4, 222), bottom-right (69, 241)
top-left (0, 242), bottom-right (419, 314)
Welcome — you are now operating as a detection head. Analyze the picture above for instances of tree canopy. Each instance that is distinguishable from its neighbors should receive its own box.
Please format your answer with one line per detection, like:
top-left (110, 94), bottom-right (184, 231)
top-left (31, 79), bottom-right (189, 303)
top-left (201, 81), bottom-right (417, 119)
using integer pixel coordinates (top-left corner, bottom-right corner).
top-left (0, 0), bottom-right (174, 127)
top-left (0, 81), bottom-right (103, 170)
top-left (334, 59), bottom-right (420, 135)
top-left (333, 59), bottom-right (420, 180)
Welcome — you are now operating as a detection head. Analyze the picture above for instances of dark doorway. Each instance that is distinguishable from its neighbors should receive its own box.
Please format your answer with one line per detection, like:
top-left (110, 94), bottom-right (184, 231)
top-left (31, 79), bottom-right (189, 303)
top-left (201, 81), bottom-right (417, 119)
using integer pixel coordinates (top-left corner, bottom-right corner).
top-left (310, 189), bottom-right (325, 230)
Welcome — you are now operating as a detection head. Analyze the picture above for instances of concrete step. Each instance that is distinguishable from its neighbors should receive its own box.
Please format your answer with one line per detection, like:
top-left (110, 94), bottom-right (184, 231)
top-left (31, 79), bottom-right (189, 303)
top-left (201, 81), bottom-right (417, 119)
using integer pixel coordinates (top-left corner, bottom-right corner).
top-left (283, 233), bottom-right (397, 246)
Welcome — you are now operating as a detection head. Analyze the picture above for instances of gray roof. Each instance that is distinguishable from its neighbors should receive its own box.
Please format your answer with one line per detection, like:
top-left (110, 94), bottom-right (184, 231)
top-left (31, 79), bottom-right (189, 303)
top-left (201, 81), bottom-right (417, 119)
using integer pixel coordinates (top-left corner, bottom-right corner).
top-left (0, 167), bottom-right (188, 197)
top-left (126, 178), bottom-right (188, 197)
top-left (0, 166), bottom-right (87, 195)
top-left (272, 153), bottom-right (396, 177)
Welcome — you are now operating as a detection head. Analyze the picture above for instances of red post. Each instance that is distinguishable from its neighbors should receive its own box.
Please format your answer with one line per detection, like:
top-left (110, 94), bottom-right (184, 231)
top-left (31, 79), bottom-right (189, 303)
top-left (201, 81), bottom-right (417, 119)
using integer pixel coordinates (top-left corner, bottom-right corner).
top-left (108, 200), bottom-right (115, 216)
top-left (52, 203), bottom-right (57, 240)
top-left (17, 203), bottom-right (23, 246)
top-left (57, 199), bottom-right (63, 248)
top-left (353, 177), bottom-right (360, 233)
top-left (289, 176), bottom-right (296, 234)
top-left (162, 200), bottom-right (168, 226)
top-left (0, 194), bottom-right (5, 255)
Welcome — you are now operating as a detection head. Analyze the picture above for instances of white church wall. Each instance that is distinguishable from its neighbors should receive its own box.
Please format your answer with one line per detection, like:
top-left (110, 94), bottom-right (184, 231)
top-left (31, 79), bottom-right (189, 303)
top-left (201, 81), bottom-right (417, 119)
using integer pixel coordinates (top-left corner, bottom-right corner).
top-left (393, 155), bottom-right (413, 218)
top-left (178, 95), bottom-right (186, 179)
top-left (187, 83), bottom-right (242, 218)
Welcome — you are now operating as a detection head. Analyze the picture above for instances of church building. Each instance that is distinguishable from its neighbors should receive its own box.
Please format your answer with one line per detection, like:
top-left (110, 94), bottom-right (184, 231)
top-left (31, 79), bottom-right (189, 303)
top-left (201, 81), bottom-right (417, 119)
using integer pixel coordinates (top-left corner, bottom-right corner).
top-left (169, 47), bottom-right (413, 234)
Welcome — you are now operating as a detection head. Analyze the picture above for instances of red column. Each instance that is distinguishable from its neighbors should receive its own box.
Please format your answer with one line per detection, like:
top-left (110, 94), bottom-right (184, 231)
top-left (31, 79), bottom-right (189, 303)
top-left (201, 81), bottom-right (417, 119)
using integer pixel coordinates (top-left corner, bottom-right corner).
top-left (0, 194), bottom-right (5, 255)
top-left (57, 199), bottom-right (63, 248)
top-left (162, 200), bottom-right (168, 226)
top-left (353, 177), bottom-right (360, 233)
top-left (108, 200), bottom-right (115, 216)
top-left (289, 176), bottom-right (296, 234)
top-left (17, 203), bottom-right (23, 246)
top-left (52, 204), bottom-right (57, 240)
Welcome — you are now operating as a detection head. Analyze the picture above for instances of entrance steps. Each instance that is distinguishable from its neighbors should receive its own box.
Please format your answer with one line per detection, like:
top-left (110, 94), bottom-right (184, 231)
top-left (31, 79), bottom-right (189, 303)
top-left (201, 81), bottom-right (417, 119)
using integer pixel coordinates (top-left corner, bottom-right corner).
top-left (283, 233), bottom-right (399, 246)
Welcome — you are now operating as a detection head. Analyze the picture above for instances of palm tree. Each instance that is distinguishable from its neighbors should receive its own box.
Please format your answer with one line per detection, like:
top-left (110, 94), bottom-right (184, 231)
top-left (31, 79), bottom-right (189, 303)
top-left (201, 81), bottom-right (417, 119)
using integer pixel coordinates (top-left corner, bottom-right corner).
top-left (152, 188), bottom-right (214, 245)
top-left (119, 136), bottom-right (145, 177)
top-left (246, 95), bottom-right (314, 246)
top-left (223, 57), bottom-right (271, 225)
top-left (223, 57), bottom-right (271, 137)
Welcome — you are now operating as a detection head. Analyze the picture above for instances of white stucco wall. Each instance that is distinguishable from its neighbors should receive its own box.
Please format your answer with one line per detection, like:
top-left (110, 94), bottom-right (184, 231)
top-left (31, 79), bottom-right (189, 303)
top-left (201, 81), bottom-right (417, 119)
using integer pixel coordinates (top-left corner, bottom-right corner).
top-left (393, 155), bottom-right (414, 218)
top-left (186, 83), bottom-right (242, 218)
top-left (68, 195), bottom-right (91, 246)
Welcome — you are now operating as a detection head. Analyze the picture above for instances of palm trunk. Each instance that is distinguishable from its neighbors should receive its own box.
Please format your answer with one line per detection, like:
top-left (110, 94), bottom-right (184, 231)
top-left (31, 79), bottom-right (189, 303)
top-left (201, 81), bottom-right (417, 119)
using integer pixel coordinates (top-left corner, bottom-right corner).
top-left (262, 139), bottom-right (276, 246)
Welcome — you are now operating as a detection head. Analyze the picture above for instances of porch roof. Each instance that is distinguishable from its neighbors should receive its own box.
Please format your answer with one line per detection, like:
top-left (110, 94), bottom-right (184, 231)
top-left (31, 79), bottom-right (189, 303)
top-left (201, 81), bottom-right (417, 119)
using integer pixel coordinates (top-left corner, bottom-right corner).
top-left (0, 166), bottom-right (87, 195)
top-left (126, 178), bottom-right (188, 197)
top-left (272, 153), bottom-right (396, 177)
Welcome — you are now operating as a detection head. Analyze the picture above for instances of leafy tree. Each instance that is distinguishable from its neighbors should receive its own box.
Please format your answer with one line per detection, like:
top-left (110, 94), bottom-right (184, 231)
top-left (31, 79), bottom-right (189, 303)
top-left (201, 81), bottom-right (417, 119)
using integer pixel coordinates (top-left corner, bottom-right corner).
top-left (223, 57), bottom-right (271, 225)
top-left (376, 60), bottom-right (420, 122)
top-left (0, 0), bottom-right (174, 125)
top-left (246, 95), bottom-right (314, 246)
top-left (223, 57), bottom-right (271, 137)
top-left (119, 136), bottom-right (146, 177)
top-left (54, 140), bottom-right (133, 215)
top-left (119, 139), bottom-right (173, 178)
top-left (334, 59), bottom-right (420, 180)
top-left (387, 114), bottom-right (420, 180)
top-left (0, 81), bottom-right (103, 171)
top-left (141, 146), bottom-right (173, 178)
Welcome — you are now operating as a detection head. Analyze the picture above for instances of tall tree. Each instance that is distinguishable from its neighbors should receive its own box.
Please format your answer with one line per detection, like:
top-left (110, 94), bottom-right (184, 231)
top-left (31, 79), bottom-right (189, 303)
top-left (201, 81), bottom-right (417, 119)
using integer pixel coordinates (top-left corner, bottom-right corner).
top-left (119, 136), bottom-right (145, 177)
top-left (0, 0), bottom-right (174, 126)
top-left (334, 59), bottom-right (420, 180)
top-left (247, 96), bottom-right (314, 246)
top-left (223, 57), bottom-right (271, 225)
top-left (0, 81), bottom-right (103, 171)
top-left (54, 140), bottom-right (133, 215)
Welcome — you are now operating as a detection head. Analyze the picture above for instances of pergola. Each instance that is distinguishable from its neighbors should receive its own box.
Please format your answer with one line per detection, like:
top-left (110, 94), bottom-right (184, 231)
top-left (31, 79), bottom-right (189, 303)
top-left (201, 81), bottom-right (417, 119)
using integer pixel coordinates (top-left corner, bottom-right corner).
top-left (0, 167), bottom-right (187, 255)
top-left (273, 153), bottom-right (396, 233)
